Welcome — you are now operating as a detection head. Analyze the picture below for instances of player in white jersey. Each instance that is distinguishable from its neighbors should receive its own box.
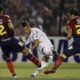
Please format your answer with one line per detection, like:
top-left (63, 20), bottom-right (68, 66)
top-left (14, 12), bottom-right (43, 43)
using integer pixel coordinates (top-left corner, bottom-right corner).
top-left (21, 20), bottom-right (57, 77)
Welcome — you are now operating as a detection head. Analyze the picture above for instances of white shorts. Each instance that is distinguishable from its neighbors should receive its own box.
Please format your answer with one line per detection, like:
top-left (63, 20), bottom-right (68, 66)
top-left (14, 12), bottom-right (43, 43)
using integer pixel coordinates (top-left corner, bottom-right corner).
top-left (38, 42), bottom-right (53, 56)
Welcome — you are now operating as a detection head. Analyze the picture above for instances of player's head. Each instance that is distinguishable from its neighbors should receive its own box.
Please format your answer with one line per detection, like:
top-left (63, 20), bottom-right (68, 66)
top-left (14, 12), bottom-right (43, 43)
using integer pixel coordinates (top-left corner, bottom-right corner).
top-left (69, 8), bottom-right (79, 19)
top-left (21, 20), bottom-right (31, 36)
top-left (0, 5), bottom-right (3, 15)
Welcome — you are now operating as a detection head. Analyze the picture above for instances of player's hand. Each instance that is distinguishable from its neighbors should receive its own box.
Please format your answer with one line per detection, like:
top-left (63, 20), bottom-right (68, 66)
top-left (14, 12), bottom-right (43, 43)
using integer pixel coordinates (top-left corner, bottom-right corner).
top-left (23, 48), bottom-right (31, 56)
top-left (25, 48), bottom-right (32, 54)
top-left (26, 48), bottom-right (29, 53)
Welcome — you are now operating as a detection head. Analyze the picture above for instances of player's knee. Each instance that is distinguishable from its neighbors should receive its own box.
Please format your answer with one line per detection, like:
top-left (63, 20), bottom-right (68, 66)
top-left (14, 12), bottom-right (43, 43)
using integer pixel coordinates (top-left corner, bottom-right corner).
top-left (60, 53), bottom-right (67, 59)
top-left (43, 47), bottom-right (51, 55)
top-left (43, 56), bottom-right (48, 62)
top-left (43, 53), bottom-right (51, 62)
top-left (3, 54), bottom-right (10, 61)
top-left (42, 48), bottom-right (52, 62)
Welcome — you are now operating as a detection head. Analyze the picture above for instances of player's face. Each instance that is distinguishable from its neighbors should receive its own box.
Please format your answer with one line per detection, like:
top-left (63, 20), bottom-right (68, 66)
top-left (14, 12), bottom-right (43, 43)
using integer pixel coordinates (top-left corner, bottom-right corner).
top-left (69, 14), bottom-right (75, 19)
top-left (23, 26), bottom-right (31, 36)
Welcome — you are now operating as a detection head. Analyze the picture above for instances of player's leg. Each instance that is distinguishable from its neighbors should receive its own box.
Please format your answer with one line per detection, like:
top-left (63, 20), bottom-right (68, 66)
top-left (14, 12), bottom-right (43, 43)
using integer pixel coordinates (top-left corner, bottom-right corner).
top-left (3, 53), bottom-right (16, 77)
top-left (44, 48), bottom-right (72, 74)
top-left (6, 58), bottom-right (16, 78)
top-left (44, 54), bottom-right (65, 74)
top-left (44, 42), bottom-right (80, 74)
top-left (12, 38), bottom-right (41, 68)
top-left (0, 42), bottom-right (16, 78)
top-left (31, 58), bottom-right (51, 77)
top-left (31, 47), bottom-right (53, 77)
top-left (22, 48), bottom-right (41, 67)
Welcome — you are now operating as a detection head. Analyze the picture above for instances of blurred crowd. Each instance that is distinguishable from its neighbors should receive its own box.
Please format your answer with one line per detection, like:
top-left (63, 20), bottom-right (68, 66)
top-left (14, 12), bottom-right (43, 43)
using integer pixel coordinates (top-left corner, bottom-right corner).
top-left (2, 0), bottom-right (80, 36)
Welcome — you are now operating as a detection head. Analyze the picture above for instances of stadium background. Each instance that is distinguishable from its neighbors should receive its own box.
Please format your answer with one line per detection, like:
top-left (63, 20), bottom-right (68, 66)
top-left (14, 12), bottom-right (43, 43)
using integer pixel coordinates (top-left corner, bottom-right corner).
top-left (0, 0), bottom-right (80, 80)
top-left (1, 0), bottom-right (80, 36)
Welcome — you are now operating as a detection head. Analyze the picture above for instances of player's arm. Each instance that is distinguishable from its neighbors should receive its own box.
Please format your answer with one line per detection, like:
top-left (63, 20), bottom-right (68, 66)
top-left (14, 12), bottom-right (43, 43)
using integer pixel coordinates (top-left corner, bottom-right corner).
top-left (5, 15), bottom-right (14, 34)
top-left (8, 20), bottom-right (14, 29)
top-left (30, 30), bottom-right (40, 50)
top-left (26, 39), bottom-right (40, 54)
top-left (8, 19), bottom-right (14, 33)
top-left (30, 39), bottom-right (40, 50)
top-left (8, 24), bottom-right (15, 35)
top-left (67, 26), bottom-right (72, 40)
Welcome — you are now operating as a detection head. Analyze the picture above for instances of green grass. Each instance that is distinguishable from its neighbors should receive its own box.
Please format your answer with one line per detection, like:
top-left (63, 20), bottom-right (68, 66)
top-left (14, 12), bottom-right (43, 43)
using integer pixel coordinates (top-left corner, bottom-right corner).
top-left (0, 63), bottom-right (80, 80)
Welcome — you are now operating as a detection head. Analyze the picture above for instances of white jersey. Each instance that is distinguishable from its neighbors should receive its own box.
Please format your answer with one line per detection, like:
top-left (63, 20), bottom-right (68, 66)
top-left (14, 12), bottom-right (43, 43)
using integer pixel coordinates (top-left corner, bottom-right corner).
top-left (25, 28), bottom-right (53, 55)
top-left (25, 28), bottom-right (52, 45)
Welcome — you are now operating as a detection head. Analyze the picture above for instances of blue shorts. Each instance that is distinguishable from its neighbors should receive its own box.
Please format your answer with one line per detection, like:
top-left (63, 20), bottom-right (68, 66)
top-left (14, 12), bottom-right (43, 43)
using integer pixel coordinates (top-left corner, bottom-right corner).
top-left (63, 38), bottom-right (80, 57)
top-left (0, 37), bottom-right (25, 55)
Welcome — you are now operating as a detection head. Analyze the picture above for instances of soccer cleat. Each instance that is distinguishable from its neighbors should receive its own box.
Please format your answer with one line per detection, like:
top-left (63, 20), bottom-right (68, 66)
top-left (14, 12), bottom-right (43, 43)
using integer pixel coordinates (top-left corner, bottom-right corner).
top-left (31, 74), bottom-right (35, 78)
top-left (44, 69), bottom-right (56, 74)
top-left (13, 75), bottom-right (18, 79)
top-left (31, 70), bottom-right (40, 78)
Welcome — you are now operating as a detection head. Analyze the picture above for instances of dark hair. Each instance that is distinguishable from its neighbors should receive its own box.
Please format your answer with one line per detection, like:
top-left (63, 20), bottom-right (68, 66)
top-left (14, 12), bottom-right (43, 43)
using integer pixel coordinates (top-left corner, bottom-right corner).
top-left (22, 21), bottom-right (27, 27)
top-left (21, 20), bottom-right (30, 27)
top-left (69, 8), bottom-right (79, 16)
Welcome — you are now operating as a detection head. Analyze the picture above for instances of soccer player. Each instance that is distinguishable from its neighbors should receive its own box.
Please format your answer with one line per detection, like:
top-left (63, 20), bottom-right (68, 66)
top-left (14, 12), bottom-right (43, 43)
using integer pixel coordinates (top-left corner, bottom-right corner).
top-left (0, 5), bottom-right (41, 78)
top-left (44, 8), bottom-right (80, 74)
top-left (21, 20), bottom-right (57, 77)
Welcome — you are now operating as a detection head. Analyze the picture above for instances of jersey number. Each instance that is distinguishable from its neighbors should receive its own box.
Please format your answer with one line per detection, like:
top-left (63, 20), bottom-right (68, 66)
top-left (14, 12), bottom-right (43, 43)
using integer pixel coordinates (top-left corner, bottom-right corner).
top-left (0, 25), bottom-right (7, 36)
top-left (75, 24), bottom-right (80, 35)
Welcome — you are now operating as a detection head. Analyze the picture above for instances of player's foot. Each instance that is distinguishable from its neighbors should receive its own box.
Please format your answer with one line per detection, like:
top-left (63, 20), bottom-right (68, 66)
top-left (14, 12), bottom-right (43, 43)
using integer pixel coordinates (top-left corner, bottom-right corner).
top-left (31, 70), bottom-right (40, 78)
top-left (31, 74), bottom-right (35, 78)
top-left (44, 68), bottom-right (56, 74)
top-left (13, 74), bottom-right (18, 79)
top-left (31, 61), bottom-right (49, 77)
top-left (13, 76), bottom-right (17, 78)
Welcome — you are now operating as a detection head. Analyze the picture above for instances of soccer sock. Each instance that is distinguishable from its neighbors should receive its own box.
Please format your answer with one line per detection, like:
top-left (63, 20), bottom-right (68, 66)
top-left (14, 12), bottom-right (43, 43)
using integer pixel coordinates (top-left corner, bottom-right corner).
top-left (53, 56), bottom-right (64, 70)
top-left (27, 54), bottom-right (41, 67)
top-left (6, 59), bottom-right (16, 77)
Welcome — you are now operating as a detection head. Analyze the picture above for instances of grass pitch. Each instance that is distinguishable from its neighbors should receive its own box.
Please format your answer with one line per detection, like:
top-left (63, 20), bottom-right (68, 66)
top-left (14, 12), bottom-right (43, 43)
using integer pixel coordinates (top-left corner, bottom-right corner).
top-left (0, 63), bottom-right (80, 80)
